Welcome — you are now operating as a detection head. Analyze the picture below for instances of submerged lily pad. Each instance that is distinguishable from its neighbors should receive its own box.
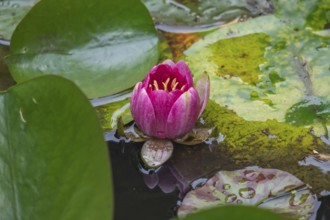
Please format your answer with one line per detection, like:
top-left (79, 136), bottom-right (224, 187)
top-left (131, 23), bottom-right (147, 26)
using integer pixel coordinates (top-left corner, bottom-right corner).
top-left (142, 0), bottom-right (274, 32)
top-left (184, 0), bottom-right (330, 132)
top-left (178, 168), bottom-right (314, 219)
top-left (0, 75), bottom-right (113, 219)
top-left (286, 96), bottom-right (330, 126)
top-left (6, 0), bottom-right (159, 98)
top-left (0, 0), bottom-right (39, 40)
top-left (182, 205), bottom-right (292, 220)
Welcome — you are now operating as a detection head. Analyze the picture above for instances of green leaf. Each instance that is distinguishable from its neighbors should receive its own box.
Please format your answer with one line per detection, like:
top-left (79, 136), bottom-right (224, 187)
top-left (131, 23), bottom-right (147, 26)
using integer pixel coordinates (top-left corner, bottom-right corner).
top-left (0, 44), bottom-right (15, 90)
top-left (142, 0), bottom-right (274, 32)
top-left (6, 0), bottom-right (159, 98)
top-left (184, 0), bottom-right (330, 130)
top-left (286, 96), bottom-right (330, 126)
top-left (178, 168), bottom-right (314, 219)
top-left (0, 75), bottom-right (113, 219)
top-left (0, 0), bottom-right (39, 40)
top-left (182, 205), bottom-right (292, 220)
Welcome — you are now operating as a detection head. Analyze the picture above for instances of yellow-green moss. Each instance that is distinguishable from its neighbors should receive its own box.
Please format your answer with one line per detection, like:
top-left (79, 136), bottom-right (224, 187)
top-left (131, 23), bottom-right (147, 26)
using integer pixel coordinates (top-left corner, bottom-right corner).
top-left (209, 33), bottom-right (270, 85)
top-left (199, 100), bottom-right (330, 194)
top-left (305, 0), bottom-right (330, 30)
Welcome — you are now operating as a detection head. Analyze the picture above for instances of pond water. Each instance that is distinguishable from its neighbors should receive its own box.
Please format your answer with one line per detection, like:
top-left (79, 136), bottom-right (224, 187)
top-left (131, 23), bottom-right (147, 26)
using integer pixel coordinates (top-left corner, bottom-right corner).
top-left (107, 131), bottom-right (330, 220)
top-left (1, 0), bottom-right (330, 219)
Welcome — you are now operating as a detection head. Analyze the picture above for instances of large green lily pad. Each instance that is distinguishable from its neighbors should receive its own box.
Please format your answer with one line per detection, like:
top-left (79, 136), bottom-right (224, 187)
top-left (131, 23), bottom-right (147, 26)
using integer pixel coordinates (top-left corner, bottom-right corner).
top-left (178, 168), bottom-right (314, 219)
top-left (184, 0), bottom-right (330, 135)
top-left (0, 0), bottom-right (38, 40)
top-left (6, 0), bottom-right (159, 98)
top-left (0, 75), bottom-right (113, 219)
top-left (0, 44), bottom-right (15, 90)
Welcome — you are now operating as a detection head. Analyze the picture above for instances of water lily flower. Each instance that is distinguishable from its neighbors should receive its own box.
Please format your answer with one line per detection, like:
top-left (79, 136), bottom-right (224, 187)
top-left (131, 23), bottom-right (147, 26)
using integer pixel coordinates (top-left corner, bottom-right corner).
top-left (130, 60), bottom-right (210, 140)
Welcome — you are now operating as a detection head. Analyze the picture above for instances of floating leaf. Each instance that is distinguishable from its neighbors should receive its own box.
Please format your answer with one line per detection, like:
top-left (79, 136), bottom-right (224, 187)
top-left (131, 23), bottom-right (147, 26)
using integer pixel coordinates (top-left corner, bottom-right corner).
top-left (182, 205), bottom-right (292, 220)
top-left (0, 75), bottom-right (113, 219)
top-left (184, 0), bottom-right (330, 132)
top-left (0, 44), bottom-right (15, 90)
top-left (286, 96), bottom-right (330, 126)
top-left (6, 0), bottom-right (159, 98)
top-left (142, 0), bottom-right (274, 32)
top-left (0, 0), bottom-right (39, 40)
top-left (95, 96), bottom-right (132, 132)
top-left (178, 168), bottom-right (314, 219)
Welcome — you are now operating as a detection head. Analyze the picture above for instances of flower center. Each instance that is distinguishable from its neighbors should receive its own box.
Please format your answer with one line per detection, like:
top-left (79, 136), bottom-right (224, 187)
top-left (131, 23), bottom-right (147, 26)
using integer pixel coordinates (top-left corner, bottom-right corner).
top-left (149, 77), bottom-right (186, 92)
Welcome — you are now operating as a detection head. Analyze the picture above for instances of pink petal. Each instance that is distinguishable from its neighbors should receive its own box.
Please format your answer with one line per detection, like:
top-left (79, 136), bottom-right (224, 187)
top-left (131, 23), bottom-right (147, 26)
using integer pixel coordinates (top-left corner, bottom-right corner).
top-left (148, 63), bottom-right (173, 84)
top-left (130, 82), bottom-right (143, 117)
top-left (174, 60), bottom-right (194, 88)
top-left (165, 88), bottom-right (200, 139)
top-left (162, 59), bottom-right (175, 67)
top-left (148, 90), bottom-right (175, 138)
top-left (131, 88), bottom-right (156, 136)
top-left (195, 73), bottom-right (210, 117)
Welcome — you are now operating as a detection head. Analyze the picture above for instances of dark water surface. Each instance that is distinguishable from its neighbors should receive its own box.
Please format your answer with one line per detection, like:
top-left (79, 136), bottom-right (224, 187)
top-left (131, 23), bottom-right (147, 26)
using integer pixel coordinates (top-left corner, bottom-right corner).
top-left (108, 136), bottom-right (330, 220)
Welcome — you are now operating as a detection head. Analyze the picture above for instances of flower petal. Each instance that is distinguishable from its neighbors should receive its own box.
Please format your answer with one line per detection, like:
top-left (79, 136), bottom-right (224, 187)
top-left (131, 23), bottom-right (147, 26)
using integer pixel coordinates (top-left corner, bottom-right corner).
top-left (174, 60), bottom-right (194, 88)
top-left (195, 73), bottom-right (210, 117)
top-left (130, 82), bottom-right (143, 117)
top-left (148, 90), bottom-right (174, 138)
top-left (162, 59), bottom-right (175, 68)
top-left (131, 88), bottom-right (156, 136)
top-left (148, 63), bottom-right (173, 84)
top-left (165, 88), bottom-right (200, 139)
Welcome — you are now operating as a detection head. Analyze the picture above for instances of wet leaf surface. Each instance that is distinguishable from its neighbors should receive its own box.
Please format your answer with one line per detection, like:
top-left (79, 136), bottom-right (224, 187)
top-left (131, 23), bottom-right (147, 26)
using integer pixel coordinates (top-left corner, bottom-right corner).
top-left (181, 205), bottom-right (292, 220)
top-left (6, 0), bottom-right (159, 98)
top-left (0, 0), bottom-right (38, 40)
top-left (184, 0), bottom-right (330, 133)
top-left (0, 75), bottom-right (113, 219)
top-left (142, 0), bottom-right (274, 32)
top-left (178, 168), bottom-right (315, 219)
top-left (0, 44), bottom-right (15, 90)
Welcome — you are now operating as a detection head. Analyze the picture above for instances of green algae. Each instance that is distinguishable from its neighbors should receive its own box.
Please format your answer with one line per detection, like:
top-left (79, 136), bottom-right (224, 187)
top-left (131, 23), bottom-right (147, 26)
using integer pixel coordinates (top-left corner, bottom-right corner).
top-left (95, 99), bottom-right (132, 132)
top-left (197, 100), bottom-right (330, 194)
top-left (305, 0), bottom-right (330, 31)
top-left (209, 33), bottom-right (270, 85)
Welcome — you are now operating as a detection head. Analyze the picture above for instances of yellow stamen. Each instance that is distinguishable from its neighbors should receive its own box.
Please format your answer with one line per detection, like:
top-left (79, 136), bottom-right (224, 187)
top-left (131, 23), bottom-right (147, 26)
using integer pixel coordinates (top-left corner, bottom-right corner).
top-left (162, 77), bottom-right (170, 92)
top-left (153, 80), bottom-right (159, 90)
top-left (172, 82), bottom-right (179, 90)
top-left (171, 78), bottom-right (177, 89)
top-left (180, 85), bottom-right (186, 91)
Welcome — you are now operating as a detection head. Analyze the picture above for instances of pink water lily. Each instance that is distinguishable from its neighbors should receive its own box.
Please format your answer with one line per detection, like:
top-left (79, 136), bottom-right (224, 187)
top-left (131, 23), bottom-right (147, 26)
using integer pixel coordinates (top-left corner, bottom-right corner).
top-left (130, 60), bottom-right (209, 140)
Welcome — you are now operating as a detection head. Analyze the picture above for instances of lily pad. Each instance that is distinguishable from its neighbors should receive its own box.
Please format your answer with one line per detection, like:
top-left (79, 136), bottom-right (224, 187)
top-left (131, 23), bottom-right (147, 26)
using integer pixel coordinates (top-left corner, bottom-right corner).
top-left (0, 44), bottom-right (15, 90)
top-left (184, 0), bottom-right (330, 131)
top-left (142, 0), bottom-right (274, 32)
top-left (0, 75), bottom-right (113, 219)
top-left (182, 205), bottom-right (292, 220)
top-left (178, 168), bottom-right (314, 219)
top-left (6, 0), bottom-right (159, 98)
top-left (0, 0), bottom-right (39, 40)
